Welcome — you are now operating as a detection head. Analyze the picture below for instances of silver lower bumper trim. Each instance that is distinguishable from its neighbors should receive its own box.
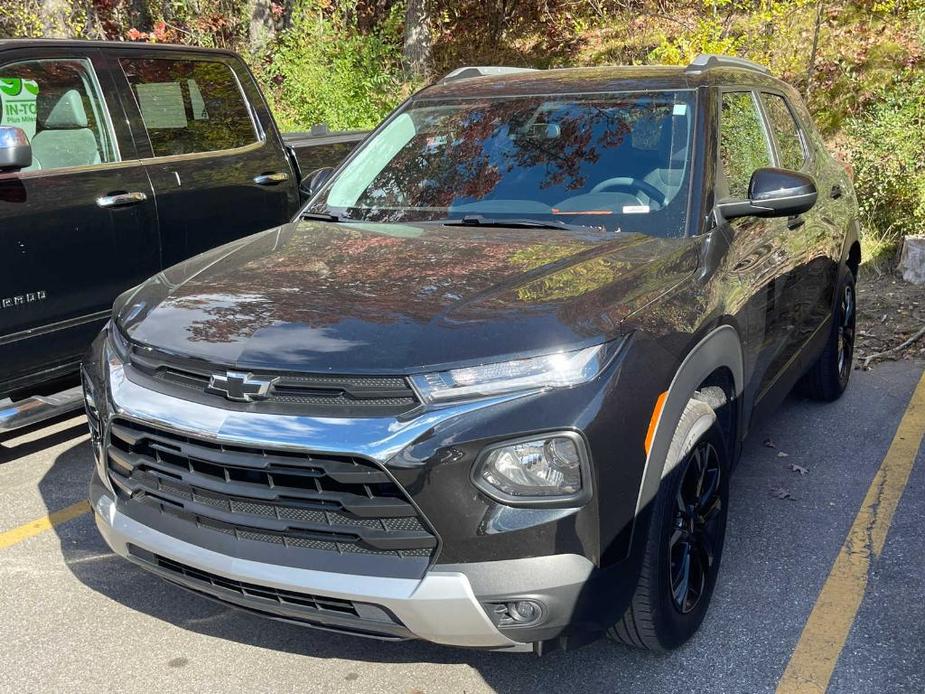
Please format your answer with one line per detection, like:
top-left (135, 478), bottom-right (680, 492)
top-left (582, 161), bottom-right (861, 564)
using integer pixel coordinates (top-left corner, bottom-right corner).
top-left (93, 492), bottom-right (529, 651)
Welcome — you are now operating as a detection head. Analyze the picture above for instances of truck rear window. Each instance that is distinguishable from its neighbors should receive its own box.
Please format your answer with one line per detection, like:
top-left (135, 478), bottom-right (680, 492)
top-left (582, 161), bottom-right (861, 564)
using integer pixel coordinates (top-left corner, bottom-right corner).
top-left (120, 58), bottom-right (257, 157)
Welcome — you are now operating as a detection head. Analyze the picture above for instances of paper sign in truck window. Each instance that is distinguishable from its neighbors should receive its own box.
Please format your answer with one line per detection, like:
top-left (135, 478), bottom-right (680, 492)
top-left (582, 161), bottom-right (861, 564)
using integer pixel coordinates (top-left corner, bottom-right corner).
top-left (0, 78), bottom-right (39, 139)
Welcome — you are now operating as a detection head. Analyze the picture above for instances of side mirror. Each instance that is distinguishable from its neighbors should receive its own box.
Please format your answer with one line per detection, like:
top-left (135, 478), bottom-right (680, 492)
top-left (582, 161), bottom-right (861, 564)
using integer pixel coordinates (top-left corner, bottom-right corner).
top-left (719, 167), bottom-right (817, 220)
top-left (0, 126), bottom-right (32, 172)
top-left (300, 166), bottom-right (334, 199)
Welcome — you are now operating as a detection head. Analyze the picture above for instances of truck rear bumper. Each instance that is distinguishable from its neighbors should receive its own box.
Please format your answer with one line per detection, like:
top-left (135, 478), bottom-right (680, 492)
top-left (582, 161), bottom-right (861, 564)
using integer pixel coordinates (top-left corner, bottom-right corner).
top-left (92, 475), bottom-right (534, 651)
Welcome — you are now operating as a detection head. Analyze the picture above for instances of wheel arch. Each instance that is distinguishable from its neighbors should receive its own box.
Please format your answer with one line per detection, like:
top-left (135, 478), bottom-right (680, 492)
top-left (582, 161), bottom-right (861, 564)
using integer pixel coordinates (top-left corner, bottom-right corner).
top-left (633, 324), bottom-right (744, 526)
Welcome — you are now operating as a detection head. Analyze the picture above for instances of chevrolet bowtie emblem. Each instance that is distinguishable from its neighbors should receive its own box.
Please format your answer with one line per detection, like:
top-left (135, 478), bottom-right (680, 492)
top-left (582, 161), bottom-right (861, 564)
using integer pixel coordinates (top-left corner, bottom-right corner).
top-left (207, 371), bottom-right (278, 402)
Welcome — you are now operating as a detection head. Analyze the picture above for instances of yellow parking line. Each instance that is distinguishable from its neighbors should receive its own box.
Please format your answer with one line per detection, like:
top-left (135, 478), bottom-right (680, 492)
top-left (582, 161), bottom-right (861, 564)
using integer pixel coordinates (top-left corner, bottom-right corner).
top-left (777, 370), bottom-right (925, 694)
top-left (0, 500), bottom-right (91, 551)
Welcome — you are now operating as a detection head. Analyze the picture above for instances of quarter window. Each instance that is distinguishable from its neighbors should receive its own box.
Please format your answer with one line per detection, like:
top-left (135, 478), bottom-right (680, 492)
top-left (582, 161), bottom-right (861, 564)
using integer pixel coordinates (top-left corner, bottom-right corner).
top-left (0, 58), bottom-right (117, 172)
top-left (120, 59), bottom-right (257, 157)
top-left (760, 93), bottom-right (806, 171)
top-left (719, 92), bottom-right (772, 199)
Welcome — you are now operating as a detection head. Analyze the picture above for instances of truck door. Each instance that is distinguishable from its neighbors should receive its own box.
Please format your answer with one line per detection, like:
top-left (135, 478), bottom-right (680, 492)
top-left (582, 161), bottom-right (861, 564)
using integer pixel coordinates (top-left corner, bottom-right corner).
top-left (114, 50), bottom-right (298, 267)
top-left (0, 47), bottom-right (158, 391)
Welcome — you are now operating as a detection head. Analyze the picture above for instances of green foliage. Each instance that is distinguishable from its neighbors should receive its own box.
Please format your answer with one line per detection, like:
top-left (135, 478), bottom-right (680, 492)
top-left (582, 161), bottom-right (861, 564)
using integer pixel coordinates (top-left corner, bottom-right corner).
top-left (261, 1), bottom-right (408, 131)
top-left (847, 71), bottom-right (925, 245)
top-left (0, 1), bottom-right (44, 39)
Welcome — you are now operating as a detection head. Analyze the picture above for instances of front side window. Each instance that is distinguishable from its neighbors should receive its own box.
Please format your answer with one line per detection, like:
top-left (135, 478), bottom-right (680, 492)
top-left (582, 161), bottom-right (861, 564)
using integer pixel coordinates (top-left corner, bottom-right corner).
top-left (719, 91), bottom-right (772, 199)
top-left (0, 58), bottom-right (117, 172)
top-left (760, 93), bottom-right (806, 171)
top-left (120, 58), bottom-right (257, 157)
top-left (310, 91), bottom-right (697, 237)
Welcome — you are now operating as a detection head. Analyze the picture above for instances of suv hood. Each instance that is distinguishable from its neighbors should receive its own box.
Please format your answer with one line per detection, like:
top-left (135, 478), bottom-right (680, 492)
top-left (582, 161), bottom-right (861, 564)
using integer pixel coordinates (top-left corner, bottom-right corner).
top-left (116, 220), bottom-right (700, 373)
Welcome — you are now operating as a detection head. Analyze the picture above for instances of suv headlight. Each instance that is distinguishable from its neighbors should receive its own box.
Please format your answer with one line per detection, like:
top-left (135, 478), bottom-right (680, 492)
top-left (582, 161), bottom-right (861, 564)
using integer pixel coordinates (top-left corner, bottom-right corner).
top-left (410, 341), bottom-right (619, 405)
top-left (473, 432), bottom-right (591, 506)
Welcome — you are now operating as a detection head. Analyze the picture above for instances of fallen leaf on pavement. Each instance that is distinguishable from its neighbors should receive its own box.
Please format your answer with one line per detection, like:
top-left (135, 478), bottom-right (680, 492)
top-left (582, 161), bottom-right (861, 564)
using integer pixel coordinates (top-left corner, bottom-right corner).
top-left (770, 486), bottom-right (794, 500)
top-left (789, 463), bottom-right (808, 476)
top-left (763, 438), bottom-right (776, 448)
top-left (777, 451), bottom-right (789, 458)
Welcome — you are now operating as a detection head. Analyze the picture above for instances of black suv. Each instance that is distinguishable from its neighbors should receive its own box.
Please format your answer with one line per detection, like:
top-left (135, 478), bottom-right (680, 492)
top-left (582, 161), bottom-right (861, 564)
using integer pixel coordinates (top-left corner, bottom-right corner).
top-left (83, 55), bottom-right (860, 653)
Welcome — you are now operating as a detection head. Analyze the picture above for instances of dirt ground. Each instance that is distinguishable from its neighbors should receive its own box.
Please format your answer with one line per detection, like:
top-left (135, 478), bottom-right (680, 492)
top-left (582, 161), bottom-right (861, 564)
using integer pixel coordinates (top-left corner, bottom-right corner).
top-left (857, 269), bottom-right (925, 369)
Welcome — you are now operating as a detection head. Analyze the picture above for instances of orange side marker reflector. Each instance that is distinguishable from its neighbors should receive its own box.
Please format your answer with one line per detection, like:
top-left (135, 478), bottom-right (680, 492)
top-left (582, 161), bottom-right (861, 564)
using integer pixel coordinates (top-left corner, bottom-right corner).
top-left (644, 391), bottom-right (669, 456)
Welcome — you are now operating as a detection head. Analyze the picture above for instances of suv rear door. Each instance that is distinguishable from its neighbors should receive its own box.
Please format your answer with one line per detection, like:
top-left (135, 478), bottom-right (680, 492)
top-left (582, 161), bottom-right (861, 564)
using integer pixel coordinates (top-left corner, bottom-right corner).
top-left (0, 45), bottom-right (158, 393)
top-left (113, 49), bottom-right (298, 267)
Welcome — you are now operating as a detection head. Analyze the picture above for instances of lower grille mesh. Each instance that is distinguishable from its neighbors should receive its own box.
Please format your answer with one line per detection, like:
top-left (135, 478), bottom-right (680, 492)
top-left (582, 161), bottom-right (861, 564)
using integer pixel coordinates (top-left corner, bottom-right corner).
top-left (128, 545), bottom-right (413, 640)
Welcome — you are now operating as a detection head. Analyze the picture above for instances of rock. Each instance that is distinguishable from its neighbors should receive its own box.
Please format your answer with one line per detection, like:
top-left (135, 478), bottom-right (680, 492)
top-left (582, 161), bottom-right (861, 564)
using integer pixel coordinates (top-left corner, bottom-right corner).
top-left (899, 235), bottom-right (925, 285)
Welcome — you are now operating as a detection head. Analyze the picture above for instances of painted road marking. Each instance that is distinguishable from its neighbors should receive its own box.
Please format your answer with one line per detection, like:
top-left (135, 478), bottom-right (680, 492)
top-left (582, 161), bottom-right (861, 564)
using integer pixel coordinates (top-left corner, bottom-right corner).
top-left (0, 500), bottom-right (90, 551)
top-left (776, 370), bottom-right (925, 694)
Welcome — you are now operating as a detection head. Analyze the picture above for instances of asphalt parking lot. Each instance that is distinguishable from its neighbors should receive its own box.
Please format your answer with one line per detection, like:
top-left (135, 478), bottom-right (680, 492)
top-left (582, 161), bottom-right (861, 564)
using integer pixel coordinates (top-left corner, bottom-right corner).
top-left (1, 360), bottom-right (923, 694)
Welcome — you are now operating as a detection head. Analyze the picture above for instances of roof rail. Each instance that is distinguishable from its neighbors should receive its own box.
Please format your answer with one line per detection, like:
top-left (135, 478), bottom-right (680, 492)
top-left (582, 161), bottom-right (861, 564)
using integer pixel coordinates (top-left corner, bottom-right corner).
top-left (437, 66), bottom-right (539, 85)
top-left (685, 54), bottom-right (770, 75)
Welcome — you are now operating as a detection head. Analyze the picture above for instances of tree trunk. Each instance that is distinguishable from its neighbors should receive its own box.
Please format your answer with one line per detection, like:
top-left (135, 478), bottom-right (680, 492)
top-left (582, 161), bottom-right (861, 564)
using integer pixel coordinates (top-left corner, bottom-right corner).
top-left (403, 0), bottom-right (432, 80)
top-left (805, 1), bottom-right (824, 97)
top-left (247, 0), bottom-right (277, 57)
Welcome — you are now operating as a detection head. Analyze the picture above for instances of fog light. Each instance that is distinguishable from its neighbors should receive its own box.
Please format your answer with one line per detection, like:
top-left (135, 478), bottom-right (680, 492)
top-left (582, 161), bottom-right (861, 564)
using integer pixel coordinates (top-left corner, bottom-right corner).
top-left (472, 432), bottom-right (590, 505)
top-left (510, 600), bottom-right (542, 623)
top-left (487, 599), bottom-right (546, 627)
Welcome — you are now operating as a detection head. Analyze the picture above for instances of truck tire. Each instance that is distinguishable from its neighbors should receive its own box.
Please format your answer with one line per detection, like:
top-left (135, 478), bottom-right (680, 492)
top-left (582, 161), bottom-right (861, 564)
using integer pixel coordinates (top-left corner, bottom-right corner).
top-left (800, 270), bottom-right (856, 402)
top-left (608, 399), bottom-right (729, 651)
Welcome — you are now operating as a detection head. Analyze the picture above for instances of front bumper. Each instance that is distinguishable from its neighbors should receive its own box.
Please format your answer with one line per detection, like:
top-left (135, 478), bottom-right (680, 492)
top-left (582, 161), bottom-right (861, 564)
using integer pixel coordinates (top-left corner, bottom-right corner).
top-left (92, 473), bottom-right (594, 650)
top-left (84, 329), bottom-right (620, 649)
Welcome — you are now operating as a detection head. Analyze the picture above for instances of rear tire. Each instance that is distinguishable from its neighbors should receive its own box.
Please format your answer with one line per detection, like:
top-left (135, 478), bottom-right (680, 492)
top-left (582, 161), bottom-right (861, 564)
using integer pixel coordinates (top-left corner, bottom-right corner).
top-left (608, 399), bottom-right (729, 651)
top-left (800, 270), bottom-right (856, 402)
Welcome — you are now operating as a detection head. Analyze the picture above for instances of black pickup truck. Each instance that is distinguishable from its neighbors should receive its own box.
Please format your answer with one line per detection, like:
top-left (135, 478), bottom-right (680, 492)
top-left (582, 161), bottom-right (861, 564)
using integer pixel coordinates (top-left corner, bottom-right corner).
top-left (0, 40), bottom-right (364, 431)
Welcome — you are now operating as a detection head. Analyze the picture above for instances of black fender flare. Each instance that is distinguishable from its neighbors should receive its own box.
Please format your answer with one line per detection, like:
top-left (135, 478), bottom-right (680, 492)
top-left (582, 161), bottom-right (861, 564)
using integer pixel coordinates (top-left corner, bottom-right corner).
top-left (632, 324), bottom-right (744, 523)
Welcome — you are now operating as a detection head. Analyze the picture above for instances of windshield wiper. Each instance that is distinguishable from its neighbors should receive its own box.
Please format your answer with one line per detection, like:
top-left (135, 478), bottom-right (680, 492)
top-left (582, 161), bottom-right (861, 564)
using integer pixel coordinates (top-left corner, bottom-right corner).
top-left (300, 211), bottom-right (343, 222)
top-left (440, 214), bottom-right (597, 232)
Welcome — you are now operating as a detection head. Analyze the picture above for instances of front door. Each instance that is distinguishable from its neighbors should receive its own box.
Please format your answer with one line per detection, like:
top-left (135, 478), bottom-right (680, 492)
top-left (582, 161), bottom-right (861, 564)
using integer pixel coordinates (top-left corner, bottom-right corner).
top-left (114, 51), bottom-right (298, 267)
top-left (0, 48), bottom-right (158, 390)
top-left (716, 89), bottom-right (800, 405)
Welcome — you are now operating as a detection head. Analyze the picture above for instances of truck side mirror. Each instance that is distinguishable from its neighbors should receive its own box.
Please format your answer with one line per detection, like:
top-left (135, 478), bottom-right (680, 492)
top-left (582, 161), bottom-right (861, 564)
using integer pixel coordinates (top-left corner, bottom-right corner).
top-left (0, 126), bottom-right (32, 173)
top-left (300, 166), bottom-right (334, 200)
top-left (719, 167), bottom-right (817, 220)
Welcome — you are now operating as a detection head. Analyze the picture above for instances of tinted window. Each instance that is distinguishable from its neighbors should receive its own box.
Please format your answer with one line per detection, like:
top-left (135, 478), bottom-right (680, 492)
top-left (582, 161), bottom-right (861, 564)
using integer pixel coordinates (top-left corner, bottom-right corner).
top-left (0, 58), bottom-right (117, 171)
top-left (312, 91), bottom-right (696, 237)
top-left (760, 93), bottom-right (805, 171)
top-left (720, 92), bottom-right (772, 198)
top-left (120, 59), bottom-right (256, 157)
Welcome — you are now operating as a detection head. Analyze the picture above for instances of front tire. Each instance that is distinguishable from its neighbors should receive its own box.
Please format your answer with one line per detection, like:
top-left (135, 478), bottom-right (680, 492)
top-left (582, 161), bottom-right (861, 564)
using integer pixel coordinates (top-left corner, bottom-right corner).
top-left (801, 270), bottom-right (856, 401)
top-left (608, 400), bottom-right (730, 651)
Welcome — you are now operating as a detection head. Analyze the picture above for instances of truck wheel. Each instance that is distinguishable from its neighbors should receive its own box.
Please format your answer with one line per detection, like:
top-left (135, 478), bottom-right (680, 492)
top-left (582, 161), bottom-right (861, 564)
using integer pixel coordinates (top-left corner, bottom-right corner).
top-left (608, 399), bottom-right (729, 651)
top-left (800, 271), bottom-right (856, 402)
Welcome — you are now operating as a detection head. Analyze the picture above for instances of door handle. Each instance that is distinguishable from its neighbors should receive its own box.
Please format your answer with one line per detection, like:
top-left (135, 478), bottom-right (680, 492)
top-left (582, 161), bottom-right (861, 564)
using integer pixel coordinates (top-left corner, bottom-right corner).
top-left (253, 172), bottom-right (290, 186)
top-left (830, 185), bottom-right (843, 200)
top-left (787, 215), bottom-right (806, 230)
top-left (96, 191), bottom-right (148, 208)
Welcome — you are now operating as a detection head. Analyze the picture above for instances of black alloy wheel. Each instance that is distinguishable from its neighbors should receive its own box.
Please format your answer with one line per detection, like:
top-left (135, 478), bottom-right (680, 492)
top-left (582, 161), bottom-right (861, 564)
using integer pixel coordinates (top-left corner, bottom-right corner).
top-left (668, 439), bottom-right (723, 614)
top-left (836, 282), bottom-right (856, 385)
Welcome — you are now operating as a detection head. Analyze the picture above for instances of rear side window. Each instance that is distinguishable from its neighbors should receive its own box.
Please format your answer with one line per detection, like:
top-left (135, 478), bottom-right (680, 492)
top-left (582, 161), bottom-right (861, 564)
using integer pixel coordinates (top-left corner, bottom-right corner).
top-left (760, 93), bottom-right (806, 171)
top-left (120, 58), bottom-right (257, 157)
top-left (719, 91), bottom-right (772, 199)
top-left (0, 58), bottom-right (118, 172)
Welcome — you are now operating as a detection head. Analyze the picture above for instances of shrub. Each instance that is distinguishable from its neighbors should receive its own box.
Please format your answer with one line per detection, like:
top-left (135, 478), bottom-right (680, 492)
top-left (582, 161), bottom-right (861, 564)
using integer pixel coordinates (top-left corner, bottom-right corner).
top-left (260, 1), bottom-right (409, 132)
top-left (846, 71), bottom-right (925, 245)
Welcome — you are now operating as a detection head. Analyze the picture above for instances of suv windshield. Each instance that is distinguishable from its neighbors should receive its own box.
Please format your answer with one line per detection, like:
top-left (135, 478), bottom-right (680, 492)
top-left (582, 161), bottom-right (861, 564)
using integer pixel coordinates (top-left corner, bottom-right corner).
top-left (308, 90), bottom-right (696, 237)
